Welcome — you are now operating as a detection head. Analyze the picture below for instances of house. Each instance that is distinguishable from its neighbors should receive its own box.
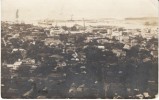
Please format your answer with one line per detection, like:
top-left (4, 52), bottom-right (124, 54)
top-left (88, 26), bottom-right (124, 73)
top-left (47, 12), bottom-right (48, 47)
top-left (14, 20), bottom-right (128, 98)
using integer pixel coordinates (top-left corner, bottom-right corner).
top-left (111, 31), bottom-right (122, 37)
top-left (7, 88), bottom-right (19, 97)
top-left (49, 54), bottom-right (64, 62)
top-left (150, 44), bottom-right (157, 50)
top-left (72, 24), bottom-right (84, 30)
top-left (107, 29), bottom-right (112, 34)
top-left (143, 92), bottom-right (150, 98)
top-left (111, 31), bottom-right (123, 40)
top-left (72, 52), bottom-right (78, 58)
top-left (78, 52), bottom-right (86, 61)
top-left (131, 39), bottom-right (138, 47)
top-left (50, 27), bottom-right (64, 36)
top-left (106, 34), bottom-right (112, 39)
top-left (47, 73), bottom-right (64, 80)
top-left (69, 83), bottom-right (86, 94)
top-left (12, 61), bottom-right (22, 70)
top-left (69, 30), bottom-right (84, 34)
top-left (44, 38), bottom-right (62, 46)
top-left (136, 94), bottom-right (144, 99)
top-left (85, 26), bottom-right (94, 33)
top-left (96, 38), bottom-right (109, 44)
top-left (134, 32), bottom-right (141, 36)
top-left (12, 48), bottom-right (25, 53)
top-left (30, 65), bottom-right (38, 71)
top-left (13, 33), bottom-right (20, 38)
top-left (80, 66), bottom-right (86, 69)
top-left (14, 61), bottom-right (22, 66)
top-left (97, 46), bottom-right (105, 49)
top-left (141, 33), bottom-right (153, 39)
top-left (112, 49), bottom-right (126, 57)
top-left (69, 83), bottom-right (76, 93)
top-left (150, 50), bottom-right (158, 58)
top-left (24, 36), bottom-right (34, 41)
top-left (7, 64), bottom-right (14, 69)
top-left (55, 61), bottom-right (67, 70)
top-left (22, 58), bottom-right (35, 65)
top-left (71, 58), bottom-right (79, 61)
top-left (119, 36), bottom-right (130, 43)
top-left (123, 44), bottom-right (131, 50)
top-left (143, 57), bottom-right (151, 62)
top-left (76, 84), bottom-right (86, 92)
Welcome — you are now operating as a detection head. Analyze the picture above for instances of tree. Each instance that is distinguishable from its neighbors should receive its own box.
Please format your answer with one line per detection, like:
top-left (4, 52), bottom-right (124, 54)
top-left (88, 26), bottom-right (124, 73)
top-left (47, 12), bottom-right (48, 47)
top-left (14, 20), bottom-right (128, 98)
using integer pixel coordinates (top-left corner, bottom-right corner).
top-left (61, 26), bottom-right (68, 31)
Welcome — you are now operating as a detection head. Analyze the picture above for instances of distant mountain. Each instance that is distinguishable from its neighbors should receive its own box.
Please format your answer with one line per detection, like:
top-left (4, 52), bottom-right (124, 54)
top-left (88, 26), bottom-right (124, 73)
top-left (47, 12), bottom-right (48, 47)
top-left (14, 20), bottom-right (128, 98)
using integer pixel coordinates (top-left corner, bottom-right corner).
top-left (125, 17), bottom-right (158, 26)
top-left (125, 17), bottom-right (158, 20)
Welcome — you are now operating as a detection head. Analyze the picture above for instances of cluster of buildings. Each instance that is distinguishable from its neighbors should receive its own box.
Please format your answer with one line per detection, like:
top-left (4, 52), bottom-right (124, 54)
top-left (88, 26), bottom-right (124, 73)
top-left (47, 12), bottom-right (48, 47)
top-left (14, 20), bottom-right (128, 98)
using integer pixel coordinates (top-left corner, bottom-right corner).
top-left (1, 21), bottom-right (158, 99)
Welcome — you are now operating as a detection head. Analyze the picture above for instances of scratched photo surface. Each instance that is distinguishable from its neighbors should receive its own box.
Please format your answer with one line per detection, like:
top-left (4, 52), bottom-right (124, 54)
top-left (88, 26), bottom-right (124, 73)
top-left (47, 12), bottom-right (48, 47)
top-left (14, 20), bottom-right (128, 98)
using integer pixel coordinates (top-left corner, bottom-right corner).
top-left (1, 0), bottom-right (158, 99)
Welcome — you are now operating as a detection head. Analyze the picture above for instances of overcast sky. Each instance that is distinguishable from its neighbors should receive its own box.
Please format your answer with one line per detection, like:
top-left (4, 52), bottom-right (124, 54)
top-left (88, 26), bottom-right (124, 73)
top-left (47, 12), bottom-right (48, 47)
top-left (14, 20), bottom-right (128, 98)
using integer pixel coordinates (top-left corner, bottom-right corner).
top-left (2, 0), bottom-right (159, 21)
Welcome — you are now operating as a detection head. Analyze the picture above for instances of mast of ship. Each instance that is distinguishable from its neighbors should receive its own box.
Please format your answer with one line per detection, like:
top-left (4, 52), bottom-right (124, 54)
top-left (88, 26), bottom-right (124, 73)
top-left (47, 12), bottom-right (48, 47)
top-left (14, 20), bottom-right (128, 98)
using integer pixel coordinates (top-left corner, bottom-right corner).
top-left (71, 14), bottom-right (73, 21)
top-left (16, 9), bottom-right (19, 24)
top-left (83, 18), bottom-right (85, 33)
top-left (55, 21), bottom-right (57, 27)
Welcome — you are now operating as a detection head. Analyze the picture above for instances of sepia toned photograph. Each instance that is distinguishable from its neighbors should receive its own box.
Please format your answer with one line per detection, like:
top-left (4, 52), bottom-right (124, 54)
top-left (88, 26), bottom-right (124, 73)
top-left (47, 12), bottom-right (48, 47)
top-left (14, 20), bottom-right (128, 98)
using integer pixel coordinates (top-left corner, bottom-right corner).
top-left (1, 0), bottom-right (158, 99)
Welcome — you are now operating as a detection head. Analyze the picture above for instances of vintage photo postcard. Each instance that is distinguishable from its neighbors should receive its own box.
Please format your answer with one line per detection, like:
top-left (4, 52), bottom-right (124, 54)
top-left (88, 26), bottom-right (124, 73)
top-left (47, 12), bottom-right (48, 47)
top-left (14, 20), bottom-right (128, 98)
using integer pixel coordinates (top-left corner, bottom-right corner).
top-left (1, 0), bottom-right (158, 99)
